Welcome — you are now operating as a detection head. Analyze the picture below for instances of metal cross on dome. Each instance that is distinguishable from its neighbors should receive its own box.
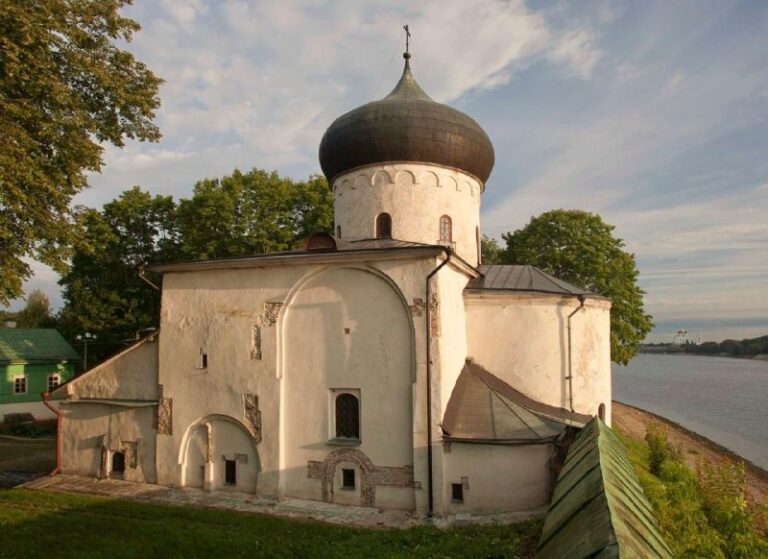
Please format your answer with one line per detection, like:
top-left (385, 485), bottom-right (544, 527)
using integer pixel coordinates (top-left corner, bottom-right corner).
top-left (403, 24), bottom-right (411, 58)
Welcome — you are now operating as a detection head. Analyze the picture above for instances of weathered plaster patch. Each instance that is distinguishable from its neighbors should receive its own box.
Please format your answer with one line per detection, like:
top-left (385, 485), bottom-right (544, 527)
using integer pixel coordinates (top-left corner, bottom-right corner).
top-left (250, 325), bottom-right (262, 360)
top-left (409, 298), bottom-right (425, 317)
top-left (243, 394), bottom-right (262, 443)
top-left (157, 397), bottom-right (172, 435)
top-left (258, 302), bottom-right (283, 328)
top-left (429, 290), bottom-right (440, 337)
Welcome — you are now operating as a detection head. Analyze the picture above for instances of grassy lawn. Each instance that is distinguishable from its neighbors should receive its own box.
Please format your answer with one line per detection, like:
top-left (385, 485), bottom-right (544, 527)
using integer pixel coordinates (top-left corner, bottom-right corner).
top-left (0, 489), bottom-right (542, 559)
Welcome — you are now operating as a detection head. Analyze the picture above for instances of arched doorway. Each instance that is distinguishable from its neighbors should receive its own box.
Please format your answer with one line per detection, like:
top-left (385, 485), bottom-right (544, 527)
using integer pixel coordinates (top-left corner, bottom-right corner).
top-left (180, 415), bottom-right (260, 493)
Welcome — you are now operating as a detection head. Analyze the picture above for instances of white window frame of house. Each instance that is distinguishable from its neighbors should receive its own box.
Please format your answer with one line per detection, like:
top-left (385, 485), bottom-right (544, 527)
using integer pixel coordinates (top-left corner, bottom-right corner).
top-left (48, 374), bottom-right (60, 392)
top-left (327, 388), bottom-right (361, 445)
top-left (13, 375), bottom-right (27, 395)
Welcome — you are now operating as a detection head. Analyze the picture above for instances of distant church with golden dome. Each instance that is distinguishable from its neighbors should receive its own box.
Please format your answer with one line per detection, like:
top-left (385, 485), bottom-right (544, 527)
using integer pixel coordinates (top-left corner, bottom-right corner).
top-left (54, 45), bottom-right (611, 519)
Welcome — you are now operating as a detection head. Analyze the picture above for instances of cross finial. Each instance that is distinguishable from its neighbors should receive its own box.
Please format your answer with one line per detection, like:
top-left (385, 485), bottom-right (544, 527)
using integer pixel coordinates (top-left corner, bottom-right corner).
top-left (403, 24), bottom-right (411, 59)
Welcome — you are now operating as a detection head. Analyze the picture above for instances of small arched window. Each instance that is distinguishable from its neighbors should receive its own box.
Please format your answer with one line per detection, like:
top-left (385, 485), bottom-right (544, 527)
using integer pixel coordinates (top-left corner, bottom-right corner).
top-left (598, 403), bottom-right (606, 422)
top-left (439, 215), bottom-right (452, 242)
top-left (376, 213), bottom-right (392, 239)
top-left (335, 393), bottom-right (360, 439)
top-left (336, 225), bottom-right (342, 238)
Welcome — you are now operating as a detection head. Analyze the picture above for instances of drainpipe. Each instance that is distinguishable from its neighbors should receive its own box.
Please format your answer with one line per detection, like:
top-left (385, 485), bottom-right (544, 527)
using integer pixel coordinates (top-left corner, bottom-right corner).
top-left (565, 295), bottom-right (586, 413)
top-left (137, 265), bottom-right (160, 291)
top-left (424, 248), bottom-right (451, 518)
top-left (41, 391), bottom-right (61, 476)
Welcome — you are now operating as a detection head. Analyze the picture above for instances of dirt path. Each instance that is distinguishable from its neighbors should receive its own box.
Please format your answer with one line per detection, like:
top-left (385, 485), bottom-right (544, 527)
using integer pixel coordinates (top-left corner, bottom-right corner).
top-left (612, 401), bottom-right (768, 504)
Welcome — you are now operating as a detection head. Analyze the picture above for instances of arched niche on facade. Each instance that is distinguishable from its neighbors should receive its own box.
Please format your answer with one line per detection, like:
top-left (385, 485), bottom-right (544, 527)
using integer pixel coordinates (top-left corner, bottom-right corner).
top-left (277, 266), bottom-right (416, 503)
top-left (178, 414), bottom-right (260, 494)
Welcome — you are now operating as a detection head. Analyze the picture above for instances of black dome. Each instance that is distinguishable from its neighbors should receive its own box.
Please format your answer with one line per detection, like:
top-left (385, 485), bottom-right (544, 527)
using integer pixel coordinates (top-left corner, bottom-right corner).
top-left (319, 58), bottom-right (495, 185)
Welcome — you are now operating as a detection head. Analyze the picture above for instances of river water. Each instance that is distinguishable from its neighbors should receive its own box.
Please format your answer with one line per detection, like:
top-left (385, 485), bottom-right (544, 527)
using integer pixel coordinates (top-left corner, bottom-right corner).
top-left (612, 354), bottom-right (768, 470)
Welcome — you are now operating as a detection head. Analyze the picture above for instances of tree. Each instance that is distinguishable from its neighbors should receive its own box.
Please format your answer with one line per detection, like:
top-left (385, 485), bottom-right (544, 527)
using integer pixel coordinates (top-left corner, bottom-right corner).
top-left (58, 169), bottom-right (333, 362)
top-left (480, 235), bottom-right (503, 265)
top-left (176, 169), bottom-right (332, 259)
top-left (501, 209), bottom-right (653, 365)
top-left (58, 187), bottom-right (178, 361)
top-left (0, 0), bottom-right (162, 304)
top-left (15, 289), bottom-right (55, 328)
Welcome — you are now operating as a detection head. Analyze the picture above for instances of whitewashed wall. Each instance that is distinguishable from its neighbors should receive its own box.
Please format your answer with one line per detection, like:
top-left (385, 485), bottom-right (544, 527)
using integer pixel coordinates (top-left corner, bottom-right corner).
top-left (333, 163), bottom-right (483, 265)
top-left (464, 292), bottom-right (612, 424)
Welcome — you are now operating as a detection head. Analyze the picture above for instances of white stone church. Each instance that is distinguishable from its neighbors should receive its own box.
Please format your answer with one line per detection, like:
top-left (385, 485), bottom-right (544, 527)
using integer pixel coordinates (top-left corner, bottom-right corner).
top-left (53, 51), bottom-right (611, 518)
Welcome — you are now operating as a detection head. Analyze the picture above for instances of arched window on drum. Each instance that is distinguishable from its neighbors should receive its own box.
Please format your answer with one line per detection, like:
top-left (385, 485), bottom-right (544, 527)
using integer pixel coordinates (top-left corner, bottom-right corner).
top-left (375, 213), bottom-right (392, 239)
top-left (439, 215), bottom-right (452, 243)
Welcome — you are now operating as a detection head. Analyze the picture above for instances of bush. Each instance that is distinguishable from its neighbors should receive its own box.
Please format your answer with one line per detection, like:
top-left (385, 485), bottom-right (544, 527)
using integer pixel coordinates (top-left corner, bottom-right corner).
top-left (620, 423), bottom-right (768, 558)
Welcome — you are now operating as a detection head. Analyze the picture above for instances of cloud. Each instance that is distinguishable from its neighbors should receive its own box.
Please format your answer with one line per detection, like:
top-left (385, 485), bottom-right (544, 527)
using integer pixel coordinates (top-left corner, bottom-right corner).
top-left (548, 28), bottom-right (601, 78)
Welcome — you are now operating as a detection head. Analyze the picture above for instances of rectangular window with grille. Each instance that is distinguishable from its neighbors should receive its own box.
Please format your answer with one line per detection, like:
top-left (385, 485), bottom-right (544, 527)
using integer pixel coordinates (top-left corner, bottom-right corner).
top-left (13, 376), bottom-right (26, 394)
top-left (48, 374), bottom-right (60, 391)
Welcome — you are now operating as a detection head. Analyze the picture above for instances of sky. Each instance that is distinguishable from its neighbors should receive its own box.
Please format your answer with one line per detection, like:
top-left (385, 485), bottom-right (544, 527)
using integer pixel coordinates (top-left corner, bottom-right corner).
top-left (12, 0), bottom-right (768, 343)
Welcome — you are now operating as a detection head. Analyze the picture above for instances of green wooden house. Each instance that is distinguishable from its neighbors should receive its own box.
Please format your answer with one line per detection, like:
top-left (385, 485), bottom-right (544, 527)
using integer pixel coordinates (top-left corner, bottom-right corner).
top-left (0, 329), bottom-right (79, 420)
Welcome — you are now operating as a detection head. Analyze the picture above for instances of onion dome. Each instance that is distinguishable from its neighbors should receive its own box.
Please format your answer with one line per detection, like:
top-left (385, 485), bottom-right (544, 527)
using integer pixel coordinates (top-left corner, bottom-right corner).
top-left (319, 54), bottom-right (495, 185)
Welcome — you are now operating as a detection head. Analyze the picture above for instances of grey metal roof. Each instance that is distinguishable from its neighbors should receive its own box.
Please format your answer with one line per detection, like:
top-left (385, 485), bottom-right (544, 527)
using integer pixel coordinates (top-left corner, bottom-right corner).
top-left (147, 237), bottom-right (447, 273)
top-left (467, 265), bottom-right (598, 296)
top-left (318, 57), bottom-right (495, 184)
top-left (442, 362), bottom-right (591, 444)
top-left (536, 418), bottom-right (674, 558)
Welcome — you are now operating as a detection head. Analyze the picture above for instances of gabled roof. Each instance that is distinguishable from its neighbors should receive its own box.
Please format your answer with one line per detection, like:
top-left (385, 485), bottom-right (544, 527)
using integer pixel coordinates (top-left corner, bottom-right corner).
top-left (0, 329), bottom-right (79, 364)
top-left (467, 265), bottom-right (602, 297)
top-left (442, 362), bottom-right (591, 444)
top-left (536, 419), bottom-right (673, 559)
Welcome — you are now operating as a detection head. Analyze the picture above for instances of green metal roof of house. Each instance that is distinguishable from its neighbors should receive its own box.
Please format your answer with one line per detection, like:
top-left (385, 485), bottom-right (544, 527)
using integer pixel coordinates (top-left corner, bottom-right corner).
top-left (536, 418), bottom-right (673, 559)
top-left (0, 329), bottom-right (79, 364)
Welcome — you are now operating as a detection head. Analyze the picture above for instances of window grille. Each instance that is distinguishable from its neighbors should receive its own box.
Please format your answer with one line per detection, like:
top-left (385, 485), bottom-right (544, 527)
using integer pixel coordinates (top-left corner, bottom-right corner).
top-left (439, 215), bottom-right (452, 242)
top-left (335, 393), bottom-right (360, 439)
top-left (13, 377), bottom-right (26, 394)
top-left (48, 374), bottom-right (60, 392)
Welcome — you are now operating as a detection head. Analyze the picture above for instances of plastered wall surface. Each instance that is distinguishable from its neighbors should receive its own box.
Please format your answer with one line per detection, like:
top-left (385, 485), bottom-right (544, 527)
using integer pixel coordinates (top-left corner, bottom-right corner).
top-left (154, 254), bottom-right (464, 512)
top-left (59, 403), bottom-right (157, 483)
top-left (464, 293), bottom-right (612, 424)
top-left (333, 163), bottom-right (482, 265)
top-left (442, 443), bottom-right (553, 514)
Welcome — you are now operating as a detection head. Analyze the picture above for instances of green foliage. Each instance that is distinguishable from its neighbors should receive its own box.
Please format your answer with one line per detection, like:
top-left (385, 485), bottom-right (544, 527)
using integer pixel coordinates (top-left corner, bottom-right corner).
top-left (480, 235), bottom-right (503, 265)
top-left (177, 170), bottom-right (332, 259)
top-left (0, 489), bottom-right (542, 558)
top-left (618, 424), bottom-right (768, 558)
top-left (686, 335), bottom-right (768, 358)
top-left (0, 0), bottom-right (162, 304)
top-left (501, 209), bottom-right (653, 364)
top-left (12, 289), bottom-right (56, 328)
top-left (58, 187), bottom-right (177, 360)
top-left (58, 169), bottom-right (332, 363)
top-left (646, 421), bottom-right (676, 477)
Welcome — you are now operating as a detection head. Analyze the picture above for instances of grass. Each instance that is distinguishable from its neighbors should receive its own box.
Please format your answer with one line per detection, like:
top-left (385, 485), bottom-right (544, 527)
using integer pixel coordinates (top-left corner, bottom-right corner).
top-left (0, 489), bottom-right (542, 559)
top-left (614, 422), bottom-right (768, 559)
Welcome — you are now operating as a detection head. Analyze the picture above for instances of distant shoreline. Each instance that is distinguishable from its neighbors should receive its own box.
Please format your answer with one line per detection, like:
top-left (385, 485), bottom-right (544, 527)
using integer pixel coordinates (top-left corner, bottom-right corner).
top-left (637, 348), bottom-right (768, 361)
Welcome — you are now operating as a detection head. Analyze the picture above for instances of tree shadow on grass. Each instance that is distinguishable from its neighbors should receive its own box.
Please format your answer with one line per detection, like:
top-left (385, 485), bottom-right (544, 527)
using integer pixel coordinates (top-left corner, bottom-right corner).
top-left (0, 489), bottom-right (541, 559)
